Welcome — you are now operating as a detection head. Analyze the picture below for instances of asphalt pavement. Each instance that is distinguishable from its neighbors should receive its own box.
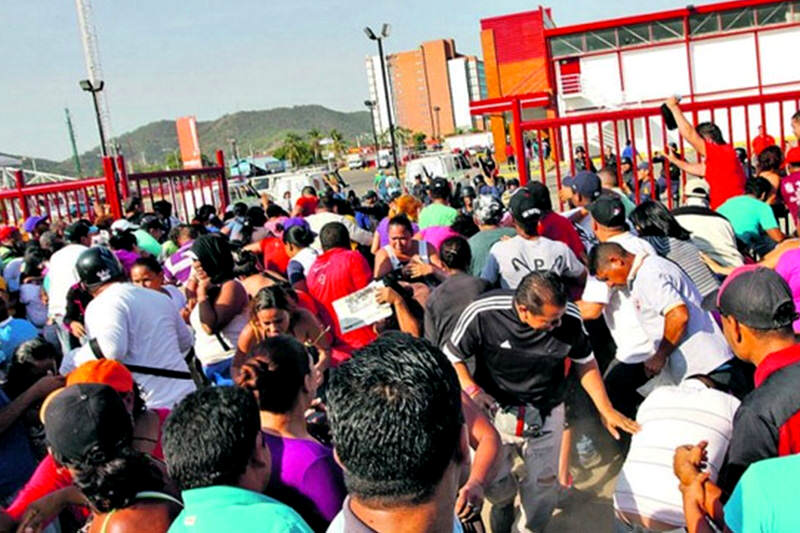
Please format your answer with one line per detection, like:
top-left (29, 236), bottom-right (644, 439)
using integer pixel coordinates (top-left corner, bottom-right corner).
top-left (339, 168), bottom-right (378, 197)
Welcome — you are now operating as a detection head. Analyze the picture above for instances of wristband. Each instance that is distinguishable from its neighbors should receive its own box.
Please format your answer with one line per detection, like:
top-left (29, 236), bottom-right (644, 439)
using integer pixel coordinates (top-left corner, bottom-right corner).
top-left (464, 384), bottom-right (482, 398)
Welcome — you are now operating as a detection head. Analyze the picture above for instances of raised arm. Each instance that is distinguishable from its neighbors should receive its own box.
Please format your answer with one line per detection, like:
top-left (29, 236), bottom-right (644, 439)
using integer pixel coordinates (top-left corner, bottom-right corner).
top-left (665, 97), bottom-right (707, 157)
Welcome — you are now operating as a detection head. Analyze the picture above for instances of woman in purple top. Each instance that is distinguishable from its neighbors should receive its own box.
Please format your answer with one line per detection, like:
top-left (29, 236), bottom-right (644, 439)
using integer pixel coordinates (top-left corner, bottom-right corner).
top-left (235, 335), bottom-right (346, 532)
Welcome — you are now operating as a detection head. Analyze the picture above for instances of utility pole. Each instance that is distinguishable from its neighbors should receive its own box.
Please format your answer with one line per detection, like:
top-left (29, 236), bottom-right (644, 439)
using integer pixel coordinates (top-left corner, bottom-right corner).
top-left (365, 25), bottom-right (400, 179)
top-left (65, 107), bottom-right (83, 177)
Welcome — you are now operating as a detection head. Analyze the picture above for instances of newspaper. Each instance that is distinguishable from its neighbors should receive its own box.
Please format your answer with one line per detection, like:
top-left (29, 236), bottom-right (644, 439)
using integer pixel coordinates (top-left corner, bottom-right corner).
top-left (332, 280), bottom-right (392, 334)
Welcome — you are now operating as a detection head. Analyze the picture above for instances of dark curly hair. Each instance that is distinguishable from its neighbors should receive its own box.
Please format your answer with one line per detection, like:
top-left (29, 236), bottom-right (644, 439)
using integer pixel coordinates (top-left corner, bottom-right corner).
top-left (235, 335), bottom-right (311, 414)
top-left (71, 447), bottom-right (166, 513)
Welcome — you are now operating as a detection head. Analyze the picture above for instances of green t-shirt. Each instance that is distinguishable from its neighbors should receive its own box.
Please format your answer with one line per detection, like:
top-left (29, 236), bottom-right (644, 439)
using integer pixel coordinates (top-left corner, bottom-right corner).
top-left (717, 195), bottom-right (778, 251)
top-left (169, 486), bottom-right (312, 533)
top-left (418, 203), bottom-right (459, 230)
top-left (134, 229), bottom-right (162, 258)
top-left (468, 227), bottom-right (517, 277)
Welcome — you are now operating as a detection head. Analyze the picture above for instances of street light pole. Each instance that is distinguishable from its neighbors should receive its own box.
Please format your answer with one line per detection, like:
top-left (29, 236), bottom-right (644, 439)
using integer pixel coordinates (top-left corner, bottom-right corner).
top-left (365, 25), bottom-right (400, 179)
top-left (79, 79), bottom-right (108, 157)
top-left (364, 100), bottom-right (380, 158)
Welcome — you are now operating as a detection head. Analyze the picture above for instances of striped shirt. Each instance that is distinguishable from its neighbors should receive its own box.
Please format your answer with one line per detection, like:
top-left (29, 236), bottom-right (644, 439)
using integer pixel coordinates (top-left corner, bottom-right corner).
top-left (642, 236), bottom-right (719, 299)
top-left (164, 240), bottom-right (194, 286)
top-left (614, 379), bottom-right (739, 527)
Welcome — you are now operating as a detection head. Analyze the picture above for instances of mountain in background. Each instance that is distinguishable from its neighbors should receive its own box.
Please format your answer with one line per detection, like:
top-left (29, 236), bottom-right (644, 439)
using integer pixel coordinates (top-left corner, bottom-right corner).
top-left (7, 105), bottom-right (372, 177)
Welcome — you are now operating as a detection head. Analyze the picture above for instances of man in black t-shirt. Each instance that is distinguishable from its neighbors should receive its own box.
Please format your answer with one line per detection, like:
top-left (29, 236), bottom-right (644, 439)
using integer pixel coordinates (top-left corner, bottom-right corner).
top-left (444, 271), bottom-right (638, 532)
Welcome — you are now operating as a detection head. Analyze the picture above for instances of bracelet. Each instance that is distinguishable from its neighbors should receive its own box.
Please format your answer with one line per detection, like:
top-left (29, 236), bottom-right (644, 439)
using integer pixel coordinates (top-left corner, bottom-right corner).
top-left (464, 384), bottom-right (482, 398)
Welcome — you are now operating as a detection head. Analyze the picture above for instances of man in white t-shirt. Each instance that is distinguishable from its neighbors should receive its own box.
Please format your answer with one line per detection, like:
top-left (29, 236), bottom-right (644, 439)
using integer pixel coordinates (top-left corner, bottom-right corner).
top-left (72, 247), bottom-right (195, 408)
top-left (305, 194), bottom-right (372, 250)
top-left (482, 188), bottom-right (585, 290)
top-left (589, 244), bottom-right (733, 403)
top-left (47, 220), bottom-right (92, 354)
top-left (613, 375), bottom-right (740, 532)
top-left (578, 195), bottom-right (656, 420)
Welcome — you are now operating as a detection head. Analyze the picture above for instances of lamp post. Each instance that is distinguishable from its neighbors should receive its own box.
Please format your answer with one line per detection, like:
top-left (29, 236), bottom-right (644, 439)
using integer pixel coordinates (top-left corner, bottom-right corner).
top-left (364, 24), bottom-right (400, 179)
top-left (79, 79), bottom-right (107, 157)
top-left (364, 99), bottom-right (380, 158)
top-left (433, 105), bottom-right (441, 142)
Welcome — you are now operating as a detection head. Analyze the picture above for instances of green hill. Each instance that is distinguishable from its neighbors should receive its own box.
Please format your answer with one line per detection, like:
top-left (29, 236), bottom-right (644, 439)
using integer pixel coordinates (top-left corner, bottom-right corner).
top-left (43, 105), bottom-right (372, 176)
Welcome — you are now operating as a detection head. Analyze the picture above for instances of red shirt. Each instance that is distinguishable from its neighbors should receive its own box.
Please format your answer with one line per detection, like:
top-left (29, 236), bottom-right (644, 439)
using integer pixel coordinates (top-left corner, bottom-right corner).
top-left (295, 196), bottom-right (318, 217)
top-left (260, 236), bottom-right (290, 274)
top-left (704, 140), bottom-right (746, 209)
top-left (306, 247), bottom-right (376, 362)
top-left (538, 211), bottom-right (586, 260)
top-left (753, 133), bottom-right (776, 157)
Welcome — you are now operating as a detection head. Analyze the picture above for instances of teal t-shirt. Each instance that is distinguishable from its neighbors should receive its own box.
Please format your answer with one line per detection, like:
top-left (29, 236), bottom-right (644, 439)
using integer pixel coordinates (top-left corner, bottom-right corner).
top-left (717, 195), bottom-right (778, 248)
top-left (169, 486), bottom-right (312, 533)
top-left (418, 203), bottom-right (459, 230)
top-left (467, 227), bottom-right (517, 277)
top-left (724, 454), bottom-right (800, 533)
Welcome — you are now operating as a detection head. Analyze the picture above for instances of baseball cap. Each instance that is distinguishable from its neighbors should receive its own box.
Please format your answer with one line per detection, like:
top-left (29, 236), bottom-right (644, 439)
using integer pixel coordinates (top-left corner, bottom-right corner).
top-left (283, 217), bottom-right (316, 236)
top-left (509, 188), bottom-right (542, 224)
top-left (588, 194), bottom-right (627, 227)
top-left (684, 178), bottom-right (711, 198)
top-left (786, 147), bottom-right (800, 166)
top-left (23, 215), bottom-right (48, 234)
top-left (620, 156), bottom-right (633, 166)
top-left (44, 383), bottom-right (133, 465)
top-left (0, 226), bottom-right (17, 242)
top-left (362, 190), bottom-right (378, 201)
top-left (66, 360), bottom-right (134, 393)
top-left (526, 181), bottom-right (553, 212)
top-left (637, 161), bottom-right (650, 171)
top-left (565, 171), bottom-right (601, 201)
top-left (110, 219), bottom-right (139, 233)
top-left (472, 194), bottom-right (504, 225)
top-left (711, 266), bottom-right (799, 329)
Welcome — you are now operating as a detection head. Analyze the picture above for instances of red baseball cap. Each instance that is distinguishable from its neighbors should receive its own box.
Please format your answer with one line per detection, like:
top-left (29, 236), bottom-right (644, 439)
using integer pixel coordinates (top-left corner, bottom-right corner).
top-left (786, 147), bottom-right (800, 166)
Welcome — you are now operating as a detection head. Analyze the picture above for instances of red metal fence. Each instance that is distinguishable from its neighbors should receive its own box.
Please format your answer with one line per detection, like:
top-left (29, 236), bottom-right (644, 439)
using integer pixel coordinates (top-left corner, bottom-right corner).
top-left (0, 151), bottom-right (228, 226)
top-left (514, 89), bottom-right (800, 208)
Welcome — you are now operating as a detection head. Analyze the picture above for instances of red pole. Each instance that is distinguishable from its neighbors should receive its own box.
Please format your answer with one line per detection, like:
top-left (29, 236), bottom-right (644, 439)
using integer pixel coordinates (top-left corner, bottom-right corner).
top-left (102, 157), bottom-right (122, 219)
top-left (15, 170), bottom-right (29, 221)
top-left (115, 155), bottom-right (130, 199)
top-left (511, 99), bottom-right (529, 185)
top-left (215, 150), bottom-right (229, 213)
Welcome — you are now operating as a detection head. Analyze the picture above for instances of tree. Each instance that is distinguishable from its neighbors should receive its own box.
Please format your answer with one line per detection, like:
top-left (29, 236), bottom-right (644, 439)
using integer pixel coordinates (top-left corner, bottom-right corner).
top-left (394, 127), bottom-right (412, 147)
top-left (412, 131), bottom-right (427, 150)
top-left (307, 129), bottom-right (322, 163)
top-left (329, 129), bottom-right (346, 160)
top-left (278, 133), bottom-right (312, 167)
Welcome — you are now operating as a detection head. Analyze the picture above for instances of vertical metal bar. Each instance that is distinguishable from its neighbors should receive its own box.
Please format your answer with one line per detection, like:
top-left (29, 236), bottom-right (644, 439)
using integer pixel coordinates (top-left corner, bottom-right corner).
top-left (581, 122), bottom-right (590, 170)
top-left (147, 178), bottom-right (156, 210)
top-left (645, 116), bottom-right (655, 200)
top-left (14, 170), bottom-right (30, 220)
top-left (727, 106), bottom-right (734, 148)
top-left (168, 179), bottom-right (180, 221)
top-left (744, 104), bottom-right (752, 162)
top-left (661, 120), bottom-right (673, 209)
top-left (536, 130), bottom-right (546, 184)
top-left (81, 188), bottom-right (91, 220)
top-left (566, 126), bottom-right (576, 176)
top-left (102, 156), bottom-right (122, 220)
top-left (613, 120), bottom-right (622, 188)
top-left (215, 150), bottom-right (229, 213)
top-left (553, 127), bottom-right (564, 210)
top-left (598, 121), bottom-right (606, 166)
top-left (511, 98), bottom-right (529, 185)
top-left (779, 100), bottom-right (786, 152)
top-left (630, 119), bottom-right (640, 203)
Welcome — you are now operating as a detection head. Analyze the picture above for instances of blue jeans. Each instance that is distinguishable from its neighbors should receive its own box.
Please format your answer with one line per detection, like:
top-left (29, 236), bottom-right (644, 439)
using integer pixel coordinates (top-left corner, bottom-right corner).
top-left (203, 357), bottom-right (233, 386)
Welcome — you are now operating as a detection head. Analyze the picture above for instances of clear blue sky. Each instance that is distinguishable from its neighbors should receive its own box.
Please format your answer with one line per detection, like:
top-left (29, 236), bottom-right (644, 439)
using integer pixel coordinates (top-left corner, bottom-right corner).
top-left (1, 0), bottom-right (689, 161)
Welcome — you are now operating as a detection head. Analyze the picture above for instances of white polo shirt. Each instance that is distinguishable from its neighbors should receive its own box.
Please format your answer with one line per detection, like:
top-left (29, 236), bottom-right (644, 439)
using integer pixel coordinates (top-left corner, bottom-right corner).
top-left (582, 233), bottom-right (655, 364)
top-left (627, 253), bottom-right (732, 382)
top-left (614, 379), bottom-right (740, 527)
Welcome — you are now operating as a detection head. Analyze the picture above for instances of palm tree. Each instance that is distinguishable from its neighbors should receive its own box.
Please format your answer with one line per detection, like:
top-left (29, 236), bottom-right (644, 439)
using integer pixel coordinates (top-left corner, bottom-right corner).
top-left (394, 127), bottom-right (412, 148)
top-left (329, 129), bottom-right (346, 160)
top-left (307, 129), bottom-right (322, 163)
top-left (283, 133), bottom-right (305, 167)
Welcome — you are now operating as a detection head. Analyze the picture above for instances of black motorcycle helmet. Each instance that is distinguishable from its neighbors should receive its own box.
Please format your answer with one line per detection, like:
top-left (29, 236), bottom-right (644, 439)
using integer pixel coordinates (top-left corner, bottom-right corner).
top-left (461, 185), bottom-right (477, 199)
top-left (75, 247), bottom-right (125, 289)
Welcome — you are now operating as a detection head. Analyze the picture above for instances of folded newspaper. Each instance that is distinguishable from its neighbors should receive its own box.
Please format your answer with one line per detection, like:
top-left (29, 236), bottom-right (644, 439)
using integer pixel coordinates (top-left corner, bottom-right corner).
top-left (332, 280), bottom-right (393, 334)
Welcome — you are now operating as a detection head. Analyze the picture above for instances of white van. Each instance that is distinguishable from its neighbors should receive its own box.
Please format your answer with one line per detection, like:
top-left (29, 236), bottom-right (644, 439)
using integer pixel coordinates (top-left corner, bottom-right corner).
top-left (346, 153), bottom-right (364, 170)
top-left (404, 152), bottom-right (474, 188)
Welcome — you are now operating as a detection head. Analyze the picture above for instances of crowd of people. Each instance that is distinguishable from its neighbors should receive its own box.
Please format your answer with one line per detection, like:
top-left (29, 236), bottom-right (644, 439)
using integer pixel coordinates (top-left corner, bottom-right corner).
top-left (0, 99), bottom-right (799, 533)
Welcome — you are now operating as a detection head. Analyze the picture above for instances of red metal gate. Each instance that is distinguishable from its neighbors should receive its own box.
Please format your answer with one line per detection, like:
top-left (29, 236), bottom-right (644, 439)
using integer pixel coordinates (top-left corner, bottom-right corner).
top-left (512, 89), bottom-right (800, 208)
